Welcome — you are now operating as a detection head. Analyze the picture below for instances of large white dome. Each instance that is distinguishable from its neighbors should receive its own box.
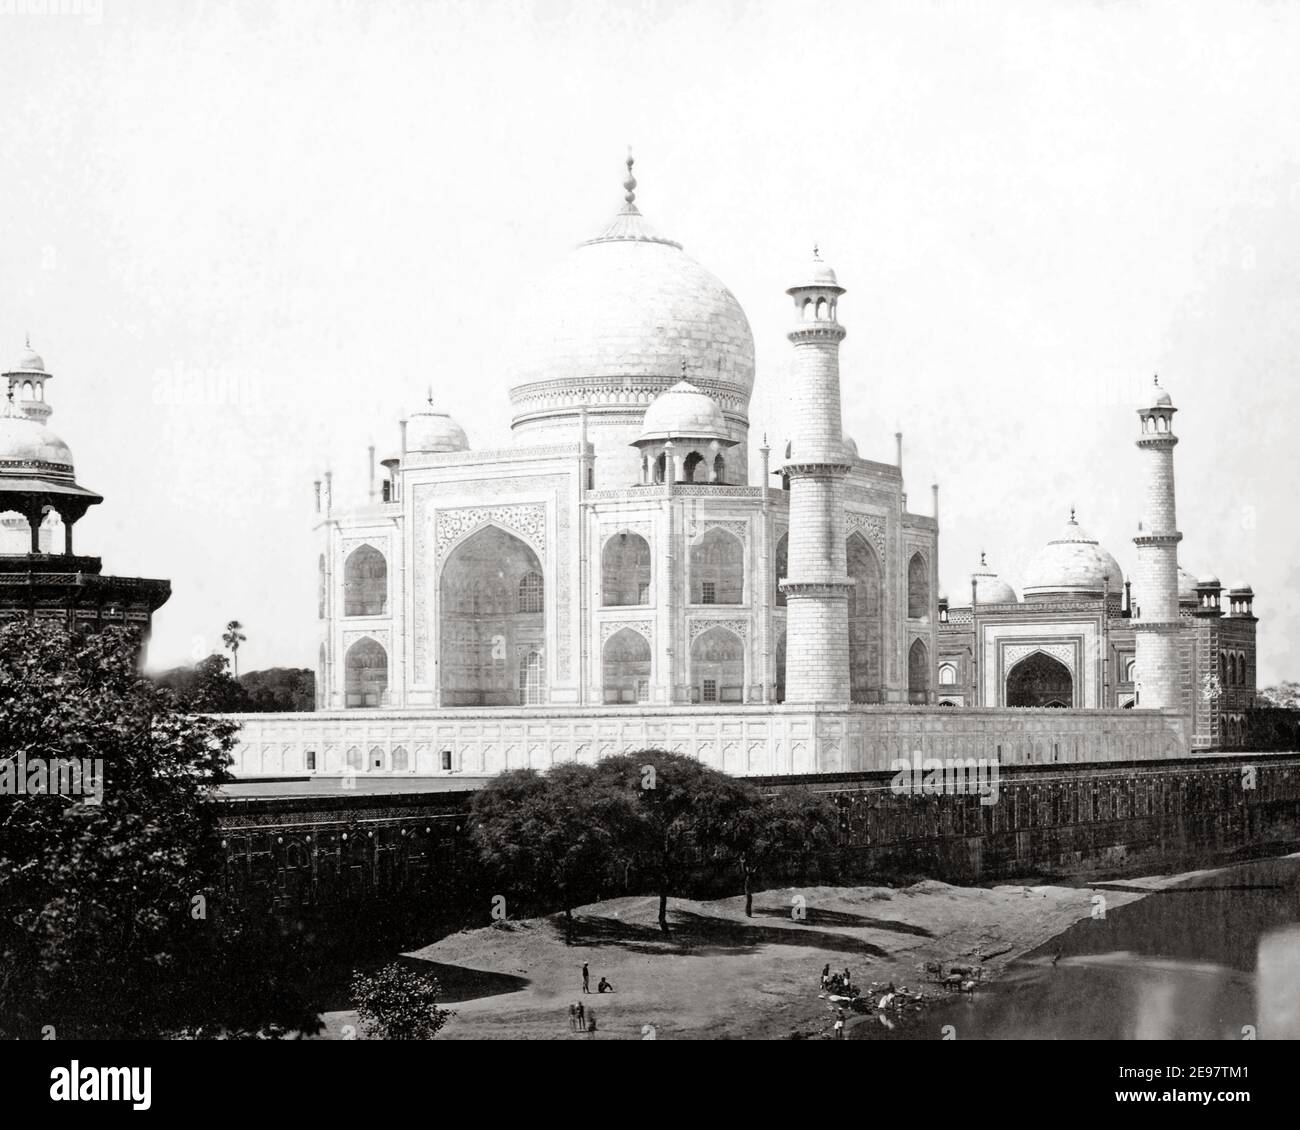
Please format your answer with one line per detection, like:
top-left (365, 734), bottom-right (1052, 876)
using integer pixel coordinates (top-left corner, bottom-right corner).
top-left (1022, 515), bottom-right (1124, 600)
top-left (506, 193), bottom-right (755, 435)
top-left (0, 414), bottom-right (73, 470)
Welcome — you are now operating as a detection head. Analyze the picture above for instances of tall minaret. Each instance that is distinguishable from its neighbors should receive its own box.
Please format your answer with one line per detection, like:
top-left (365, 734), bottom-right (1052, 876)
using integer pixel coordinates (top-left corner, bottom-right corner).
top-left (779, 248), bottom-right (853, 702)
top-left (1131, 375), bottom-right (1183, 709)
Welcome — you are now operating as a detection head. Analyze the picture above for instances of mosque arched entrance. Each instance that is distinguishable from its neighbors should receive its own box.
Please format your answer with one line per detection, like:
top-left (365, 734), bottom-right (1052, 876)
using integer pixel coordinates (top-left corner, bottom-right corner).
top-left (1005, 652), bottom-right (1073, 708)
top-left (440, 525), bottom-right (545, 707)
top-left (847, 532), bottom-right (883, 703)
top-left (602, 627), bottom-right (651, 704)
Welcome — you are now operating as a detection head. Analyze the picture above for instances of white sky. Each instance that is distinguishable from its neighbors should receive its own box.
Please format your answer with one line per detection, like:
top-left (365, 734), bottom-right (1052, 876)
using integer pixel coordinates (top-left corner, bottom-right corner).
top-left (1, 0), bottom-right (1297, 684)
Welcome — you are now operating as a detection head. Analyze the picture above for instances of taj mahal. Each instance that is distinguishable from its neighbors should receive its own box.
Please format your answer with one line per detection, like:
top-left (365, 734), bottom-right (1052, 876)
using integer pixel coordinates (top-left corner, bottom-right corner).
top-left (205, 156), bottom-right (1256, 777)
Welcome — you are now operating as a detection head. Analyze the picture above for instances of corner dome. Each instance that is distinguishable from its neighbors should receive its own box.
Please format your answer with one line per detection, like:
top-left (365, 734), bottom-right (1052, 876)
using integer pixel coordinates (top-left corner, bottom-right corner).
top-left (841, 432), bottom-right (859, 459)
top-left (636, 380), bottom-right (731, 444)
top-left (971, 553), bottom-right (1018, 604)
top-left (1178, 566), bottom-right (1199, 602)
top-left (6, 346), bottom-right (45, 374)
top-left (406, 405), bottom-right (468, 454)
top-left (0, 414), bottom-right (73, 470)
top-left (506, 161), bottom-right (755, 435)
top-left (1022, 515), bottom-right (1124, 600)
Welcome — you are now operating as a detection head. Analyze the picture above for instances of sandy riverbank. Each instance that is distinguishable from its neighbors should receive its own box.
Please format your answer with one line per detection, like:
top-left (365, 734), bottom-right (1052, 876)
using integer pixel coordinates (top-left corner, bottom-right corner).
top-left (316, 868), bottom-right (1227, 1040)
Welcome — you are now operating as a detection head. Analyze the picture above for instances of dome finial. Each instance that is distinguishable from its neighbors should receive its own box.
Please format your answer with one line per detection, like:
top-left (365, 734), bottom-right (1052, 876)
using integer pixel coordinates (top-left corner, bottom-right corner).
top-left (980, 551), bottom-right (987, 567)
top-left (1069, 506), bottom-right (1076, 523)
top-left (426, 383), bottom-right (433, 407)
top-left (680, 357), bottom-right (687, 379)
top-left (812, 243), bottom-right (821, 261)
top-left (623, 148), bottom-right (637, 207)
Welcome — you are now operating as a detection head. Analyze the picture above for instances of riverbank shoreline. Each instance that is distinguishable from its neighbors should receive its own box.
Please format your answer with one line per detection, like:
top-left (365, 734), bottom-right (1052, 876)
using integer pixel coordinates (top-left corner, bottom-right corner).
top-left (314, 861), bottom-right (1269, 1040)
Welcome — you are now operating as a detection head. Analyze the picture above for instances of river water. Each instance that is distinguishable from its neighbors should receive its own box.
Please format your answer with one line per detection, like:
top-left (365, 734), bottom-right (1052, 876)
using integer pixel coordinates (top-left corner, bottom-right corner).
top-left (852, 854), bottom-right (1300, 1040)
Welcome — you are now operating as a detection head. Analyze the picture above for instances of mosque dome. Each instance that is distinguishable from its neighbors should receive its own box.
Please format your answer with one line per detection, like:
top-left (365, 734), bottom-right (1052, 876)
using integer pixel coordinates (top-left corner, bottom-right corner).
top-left (1177, 566), bottom-right (1199, 602)
top-left (841, 432), bottom-right (859, 459)
top-left (405, 405), bottom-right (468, 454)
top-left (970, 553), bottom-right (1018, 604)
top-left (0, 413), bottom-right (73, 471)
top-left (6, 346), bottom-right (46, 374)
top-left (637, 380), bottom-right (730, 444)
top-left (1022, 514), bottom-right (1124, 600)
top-left (506, 158), bottom-right (755, 433)
top-left (1197, 574), bottom-right (1222, 587)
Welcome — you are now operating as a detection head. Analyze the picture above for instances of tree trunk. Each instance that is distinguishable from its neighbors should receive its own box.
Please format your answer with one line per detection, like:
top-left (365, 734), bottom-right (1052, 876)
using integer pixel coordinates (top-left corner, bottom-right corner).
top-left (658, 891), bottom-right (670, 934)
top-left (744, 867), bottom-right (753, 918)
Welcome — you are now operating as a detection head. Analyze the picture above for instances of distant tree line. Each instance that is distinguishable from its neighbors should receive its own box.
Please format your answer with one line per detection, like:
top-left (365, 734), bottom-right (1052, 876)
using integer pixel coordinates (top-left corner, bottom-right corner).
top-left (152, 654), bottom-right (314, 713)
top-left (469, 750), bottom-right (838, 938)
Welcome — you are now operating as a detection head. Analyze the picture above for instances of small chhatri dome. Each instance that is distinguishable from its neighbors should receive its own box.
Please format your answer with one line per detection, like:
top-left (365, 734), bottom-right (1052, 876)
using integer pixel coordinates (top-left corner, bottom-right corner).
top-left (1178, 566), bottom-right (1200, 602)
top-left (1022, 512), bottom-right (1124, 600)
top-left (971, 551), bottom-right (1018, 604)
top-left (1150, 374), bottom-right (1173, 408)
top-left (637, 378), bottom-right (731, 444)
top-left (0, 395), bottom-right (73, 471)
top-left (1197, 573), bottom-right (1222, 588)
top-left (788, 244), bottom-right (845, 294)
top-left (7, 341), bottom-right (46, 374)
top-left (841, 431), bottom-right (859, 459)
top-left (405, 396), bottom-right (469, 454)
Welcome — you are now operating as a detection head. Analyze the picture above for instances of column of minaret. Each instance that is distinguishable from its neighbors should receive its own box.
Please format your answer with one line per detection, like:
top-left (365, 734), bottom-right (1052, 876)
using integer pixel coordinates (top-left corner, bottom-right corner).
top-left (1131, 376), bottom-right (1182, 709)
top-left (779, 250), bottom-right (853, 702)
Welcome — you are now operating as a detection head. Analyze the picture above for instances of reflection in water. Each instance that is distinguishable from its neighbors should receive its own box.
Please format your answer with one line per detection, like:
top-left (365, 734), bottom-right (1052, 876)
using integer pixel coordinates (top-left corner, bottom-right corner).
top-left (852, 855), bottom-right (1300, 1041)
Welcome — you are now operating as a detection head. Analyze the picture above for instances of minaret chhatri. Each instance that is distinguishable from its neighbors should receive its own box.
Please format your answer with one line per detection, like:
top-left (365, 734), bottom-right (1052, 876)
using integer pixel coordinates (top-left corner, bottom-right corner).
top-left (1131, 375), bottom-right (1182, 709)
top-left (779, 247), bottom-right (853, 702)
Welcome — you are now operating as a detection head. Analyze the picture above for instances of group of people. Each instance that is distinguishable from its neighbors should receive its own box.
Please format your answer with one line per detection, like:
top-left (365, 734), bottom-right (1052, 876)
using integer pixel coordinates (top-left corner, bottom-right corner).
top-left (568, 1000), bottom-right (597, 1033)
top-left (569, 962), bottom-right (614, 1034)
top-left (581, 962), bottom-right (614, 995)
top-left (820, 963), bottom-right (856, 997)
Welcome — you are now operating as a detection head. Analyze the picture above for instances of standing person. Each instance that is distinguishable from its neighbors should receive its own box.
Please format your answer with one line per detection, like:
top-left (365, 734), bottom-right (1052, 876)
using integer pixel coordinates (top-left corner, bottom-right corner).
top-left (576, 1000), bottom-right (585, 1030)
top-left (833, 1016), bottom-right (845, 1040)
top-left (587, 1007), bottom-right (597, 1035)
top-left (568, 1003), bottom-right (578, 1031)
top-left (582, 961), bottom-right (590, 994)
top-left (821, 963), bottom-right (830, 988)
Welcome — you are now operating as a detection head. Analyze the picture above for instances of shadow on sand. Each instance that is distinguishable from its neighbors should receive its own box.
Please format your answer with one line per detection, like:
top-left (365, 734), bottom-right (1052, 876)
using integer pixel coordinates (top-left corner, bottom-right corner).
top-left (559, 908), bottom-right (893, 959)
top-left (749, 905), bottom-right (934, 936)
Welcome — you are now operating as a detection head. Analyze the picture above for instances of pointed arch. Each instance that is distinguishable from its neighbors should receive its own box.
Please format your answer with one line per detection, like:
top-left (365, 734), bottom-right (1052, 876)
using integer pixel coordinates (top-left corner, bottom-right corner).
top-left (602, 531), bottom-right (651, 607)
top-left (1005, 650), bottom-right (1073, 708)
top-left (344, 636), bottom-right (387, 708)
top-left (440, 524), bottom-right (545, 706)
top-left (602, 627), bottom-right (651, 704)
top-left (907, 638), bottom-right (930, 703)
top-left (691, 625), bottom-right (744, 704)
top-left (690, 527), bottom-right (744, 605)
top-left (774, 531), bottom-right (788, 608)
top-left (907, 551), bottom-right (930, 620)
top-left (344, 544), bottom-right (387, 617)
top-left (775, 629), bottom-right (786, 704)
top-left (847, 532), bottom-right (883, 703)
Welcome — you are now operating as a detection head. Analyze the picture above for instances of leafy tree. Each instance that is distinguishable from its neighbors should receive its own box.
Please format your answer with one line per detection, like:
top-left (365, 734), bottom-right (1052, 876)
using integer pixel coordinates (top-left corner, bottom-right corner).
top-left (351, 961), bottom-right (455, 1040)
top-left (591, 750), bottom-right (757, 934)
top-left (1258, 682), bottom-right (1300, 709)
top-left (469, 765), bottom-right (634, 942)
top-left (222, 620), bottom-right (247, 679)
top-left (723, 788), bottom-right (839, 917)
top-left (0, 621), bottom-right (320, 1038)
top-left (239, 666), bottom-right (314, 712)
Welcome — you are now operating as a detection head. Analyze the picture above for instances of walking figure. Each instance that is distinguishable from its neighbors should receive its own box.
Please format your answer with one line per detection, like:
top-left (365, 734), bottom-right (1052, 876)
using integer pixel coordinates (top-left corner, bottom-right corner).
top-left (576, 1000), bottom-right (585, 1029)
top-left (582, 961), bottom-right (590, 994)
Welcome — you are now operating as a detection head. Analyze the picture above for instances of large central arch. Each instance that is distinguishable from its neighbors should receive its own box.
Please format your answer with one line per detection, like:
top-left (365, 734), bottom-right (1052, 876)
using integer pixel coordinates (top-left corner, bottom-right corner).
top-left (440, 525), bottom-right (545, 706)
top-left (847, 533), bottom-right (883, 703)
top-left (1006, 651), bottom-right (1073, 708)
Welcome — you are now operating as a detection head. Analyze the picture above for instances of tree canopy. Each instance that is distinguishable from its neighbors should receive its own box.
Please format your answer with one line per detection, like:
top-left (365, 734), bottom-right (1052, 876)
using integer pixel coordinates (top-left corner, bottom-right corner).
top-left (0, 621), bottom-right (320, 1039)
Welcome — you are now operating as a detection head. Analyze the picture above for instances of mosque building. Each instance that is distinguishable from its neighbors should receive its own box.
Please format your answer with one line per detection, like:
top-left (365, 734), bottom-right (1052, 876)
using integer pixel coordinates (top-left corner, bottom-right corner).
top-left (933, 375), bottom-right (1258, 749)
top-left (226, 157), bottom-right (1258, 777)
top-left (0, 342), bottom-right (171, 656)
